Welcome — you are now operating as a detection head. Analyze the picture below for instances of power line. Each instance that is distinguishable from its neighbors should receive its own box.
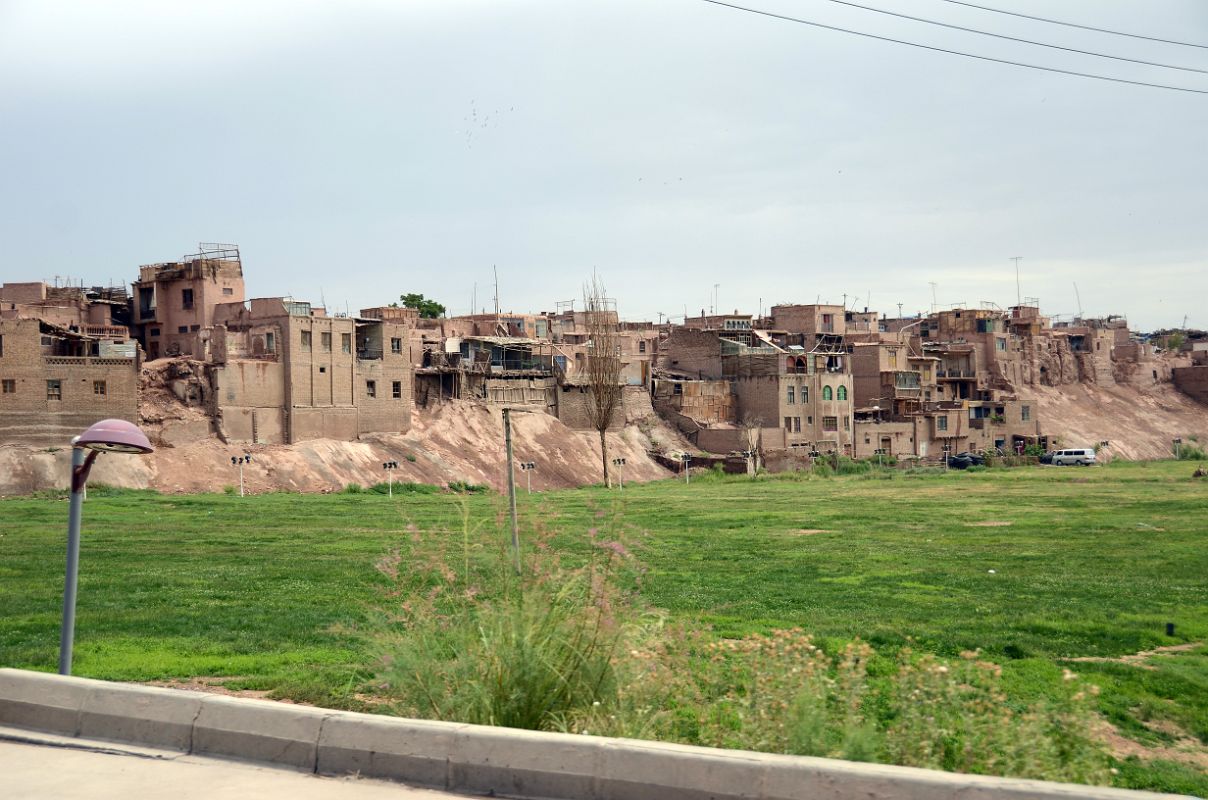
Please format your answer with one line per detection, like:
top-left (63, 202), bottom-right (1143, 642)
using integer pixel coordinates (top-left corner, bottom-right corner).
top-left (815, 0), bottom-right (1208, 75)
top-left (697, 0), bottom-right (1208, 95)
top-left (931, 0), bottom-right (1208, 51)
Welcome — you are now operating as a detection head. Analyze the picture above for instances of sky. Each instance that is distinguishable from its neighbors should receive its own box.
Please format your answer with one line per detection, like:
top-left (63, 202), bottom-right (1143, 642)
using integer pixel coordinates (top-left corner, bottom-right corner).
top-left (1, 0), bottom-right (1205, 330)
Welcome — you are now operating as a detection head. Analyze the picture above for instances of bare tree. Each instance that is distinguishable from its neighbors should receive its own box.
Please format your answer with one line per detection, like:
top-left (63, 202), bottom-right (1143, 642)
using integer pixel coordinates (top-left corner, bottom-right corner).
top-left (740, 413), bottom-right (762, 477)
top-left (583, 275), bottom-right (623, 487)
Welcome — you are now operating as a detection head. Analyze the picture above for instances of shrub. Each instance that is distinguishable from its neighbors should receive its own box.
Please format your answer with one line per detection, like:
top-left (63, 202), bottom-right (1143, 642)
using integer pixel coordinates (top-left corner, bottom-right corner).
top-left (373, 516), bottom-right (636, 731)
top-left (343, 483), bottom-right (364, 494)
top-left (406, 454), bottom-right (418, 463)
top-left (447, 480), bottom-right (489, 494)
top-left (1174, 441), bottom-right (1207, 461)
top-left (222, 485), bottom-right (237, 496)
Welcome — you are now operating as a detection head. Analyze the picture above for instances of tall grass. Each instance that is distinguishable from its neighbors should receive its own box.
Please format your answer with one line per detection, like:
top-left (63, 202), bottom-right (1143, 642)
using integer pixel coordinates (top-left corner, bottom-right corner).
top-left (367, 512), bottom-right (1111, 785)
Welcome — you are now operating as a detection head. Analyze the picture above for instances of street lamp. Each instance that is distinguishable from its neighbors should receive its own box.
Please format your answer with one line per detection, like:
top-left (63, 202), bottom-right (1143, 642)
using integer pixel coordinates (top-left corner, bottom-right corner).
top-left (61, 419), bottom-right (153, 676)
top-left (383, 460), bottom-right (399, 497)
top-left (611, 457), bottom-right (627, 490)
top-left (518, 461), bottom-right (536, 494)
top-left (681, 453), bottom-right (692, 484)
top-left (229, 454), bottom-right (253, 497)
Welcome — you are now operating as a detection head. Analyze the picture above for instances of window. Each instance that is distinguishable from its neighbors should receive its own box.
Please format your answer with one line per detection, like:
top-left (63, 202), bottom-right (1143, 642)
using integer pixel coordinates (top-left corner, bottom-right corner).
top-left (794, 417), bottom-right (801, 433)
top-left (2, 379), bottom-right (14, 394)
top-left (93, 380), bottom-right (106, 396)
top-left (822, 385), bottom-right (833, 401)
top-left (822, 416), bottom-right (838, 432)
top-left (937, 416), bottom-right (948, 431)
top-left (301, 331), bottom-right (312, 351)
top-left (996, 338), bottom-right (1006, 351)
top-left (888, 350), bottom-right (897, 368)
top-left (341, 333), bottom-right (351, 354)
top-left (150, 328), bottom-right (160, 337)
top-left (181, 288), bottom-right (194, 309)
top-left (0, 334), bottom-right (3, 357)
top-left (843, 415), bottom-right (850, 430)
top-left (1022, 405), bottom-right (1031, 422)
top-left (319, 366), bottom-right (326, 374)
top-left (786, 386), bottom-right (795, 404)
top-left (784, 417), bottom-right (792, 431)
top-left (366, 380), bottom-right (376, 398)
top-left (177, 326), bottom-right (188, 334)
top-left (391, 337), bottom-right (402, 355)
top-left (190, 325), bottom-right (200, 332)
top-left (47, 379), bottom-right (62, 400)
top-left (392, 381), bottom-right (402, 399)
top-left (836, 385), bottom-right (848, 401)
top-left (321, 332), bottom-right (332, 352)
top-left (801, 386), bottom-right (808, 403)
top-left (672, 383), bottom-right (683, 395)
top-left (265, 332), bottom-right (275, 352)
top-left (222, 287), bottom-right (234, 296)
top-left (639, 340), bottom-right (646, 354)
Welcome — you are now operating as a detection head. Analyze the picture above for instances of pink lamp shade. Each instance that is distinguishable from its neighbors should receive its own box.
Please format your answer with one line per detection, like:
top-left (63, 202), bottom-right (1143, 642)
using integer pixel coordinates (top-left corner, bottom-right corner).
top-left (75, 419), bottom-right (154, 455)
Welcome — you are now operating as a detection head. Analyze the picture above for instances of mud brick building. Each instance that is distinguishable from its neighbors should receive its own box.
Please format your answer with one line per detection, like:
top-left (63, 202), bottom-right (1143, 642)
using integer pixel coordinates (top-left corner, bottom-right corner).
top-left (0, 317), bottom-right (138, 446)
top-left (132, 243), bottom-right (246, 360)
top-left (207, 299), bottom-right (412, 444)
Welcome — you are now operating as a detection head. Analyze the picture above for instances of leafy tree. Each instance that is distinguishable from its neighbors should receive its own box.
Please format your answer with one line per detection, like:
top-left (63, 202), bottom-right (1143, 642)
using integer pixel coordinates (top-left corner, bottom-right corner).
top-left (400, 293), bottom-right (446, 319)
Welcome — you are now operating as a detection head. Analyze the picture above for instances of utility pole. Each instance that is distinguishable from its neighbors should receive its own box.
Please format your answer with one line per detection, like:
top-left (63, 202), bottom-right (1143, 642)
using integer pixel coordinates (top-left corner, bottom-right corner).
top-left (897, 302), bottom-right (904, 319)
top-left (1011, 257), bottom-right (1023, 307)
top-left (714, 284), bottom-right (720, 317)
top-left (502, 408), bottom-right (533, 575)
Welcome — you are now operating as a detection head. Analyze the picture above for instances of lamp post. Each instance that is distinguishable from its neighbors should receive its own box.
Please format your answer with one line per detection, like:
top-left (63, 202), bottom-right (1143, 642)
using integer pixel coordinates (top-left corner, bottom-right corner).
top-left (230, 454), bottom-right (253, 497)
top-left (681, 453), bottom-right (692, 484)
top-left (383, 460), bottom-right (399, 497)
top-left (518, 461), bottom-right (536, 494)
top-left (611, 457), bottom-right (627, 490)
top-left (61, 419), bottom-right (153, 676)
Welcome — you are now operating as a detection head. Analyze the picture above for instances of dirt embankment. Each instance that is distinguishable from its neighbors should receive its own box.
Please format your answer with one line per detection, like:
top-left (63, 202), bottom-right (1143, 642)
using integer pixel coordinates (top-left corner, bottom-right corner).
top-left (1032, 375), bottom-right (1208, 460)
top-left (0, 401), bottom-right (684, 496)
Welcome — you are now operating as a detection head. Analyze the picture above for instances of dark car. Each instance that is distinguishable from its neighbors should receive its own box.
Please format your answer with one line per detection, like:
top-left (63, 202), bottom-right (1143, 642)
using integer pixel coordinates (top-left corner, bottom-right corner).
top-left (948, 451), bottom-right (986, 469)
top-left (1039, 451), bottom-right (1055, 464)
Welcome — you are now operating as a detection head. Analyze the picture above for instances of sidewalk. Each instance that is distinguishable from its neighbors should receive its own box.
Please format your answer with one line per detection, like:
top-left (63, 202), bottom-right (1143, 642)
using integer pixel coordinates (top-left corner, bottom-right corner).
top-left (0, 733), bottom-right (461, 800)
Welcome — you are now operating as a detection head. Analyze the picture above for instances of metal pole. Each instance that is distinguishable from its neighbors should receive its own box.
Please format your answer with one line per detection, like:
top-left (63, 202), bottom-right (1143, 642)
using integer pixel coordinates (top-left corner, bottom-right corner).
top-left (619, 462), bottom-right (624, 490)
top-left (526, 468), bottom-right (531, 495)
top-left (239, 462), bottom-right (244, 497)
top-left (503, 410), bottom-right (521, 575)
top-left (388, 472), bottom-right (393, 498)
top-left (59, 446), bottom-right (85, 675)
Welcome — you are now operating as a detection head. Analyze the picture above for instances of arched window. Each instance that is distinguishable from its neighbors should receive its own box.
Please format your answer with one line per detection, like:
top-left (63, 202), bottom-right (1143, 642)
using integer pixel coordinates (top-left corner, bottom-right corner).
top-left (822, 385), bottom-right (833, 401)
top-left (837, 385), bottom-right (848, 401)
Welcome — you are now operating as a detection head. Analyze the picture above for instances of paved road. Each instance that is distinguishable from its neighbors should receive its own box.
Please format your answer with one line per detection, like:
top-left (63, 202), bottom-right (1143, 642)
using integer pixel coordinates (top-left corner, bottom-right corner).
top-left (0, 736), bottom-right (463, 800)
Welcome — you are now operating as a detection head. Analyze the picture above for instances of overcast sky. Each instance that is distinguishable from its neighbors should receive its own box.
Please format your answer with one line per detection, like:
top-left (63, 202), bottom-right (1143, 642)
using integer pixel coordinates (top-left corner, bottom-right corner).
top-left (1, 0), bottom-right (1205, 330)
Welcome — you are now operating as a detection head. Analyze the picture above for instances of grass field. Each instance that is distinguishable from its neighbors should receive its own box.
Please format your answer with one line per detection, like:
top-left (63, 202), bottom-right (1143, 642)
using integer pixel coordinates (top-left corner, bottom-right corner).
top-left (1, 461), bottom-right (1205, 793)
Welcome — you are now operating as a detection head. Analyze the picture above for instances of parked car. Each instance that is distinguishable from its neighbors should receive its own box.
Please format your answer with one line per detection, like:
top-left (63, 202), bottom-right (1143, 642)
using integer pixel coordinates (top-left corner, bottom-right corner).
top-left (1039, 451), bottom-right (1055, 464)
top-left (1052, 448), bottom-right (1096, 466)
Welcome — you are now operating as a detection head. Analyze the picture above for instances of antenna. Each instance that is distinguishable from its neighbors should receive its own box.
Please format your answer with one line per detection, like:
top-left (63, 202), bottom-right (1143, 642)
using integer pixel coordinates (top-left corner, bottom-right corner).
top-left (713, 283), bottom-right (720, 317)
top-left (897, 302), bottom-right (903, 319)
top-left (1010, 257), bottom-right (1023, 307)
top-left (1073, 282), bottom-right (1084, 318)
top-left (493, 265), bottom-right (500, 319)
top-left (928, 282), bottom-right (938, 313)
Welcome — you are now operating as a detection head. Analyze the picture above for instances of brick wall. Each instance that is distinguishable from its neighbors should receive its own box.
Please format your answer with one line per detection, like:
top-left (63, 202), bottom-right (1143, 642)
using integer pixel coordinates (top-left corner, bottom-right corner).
top-left (0, 319), bottom-right (138, 446)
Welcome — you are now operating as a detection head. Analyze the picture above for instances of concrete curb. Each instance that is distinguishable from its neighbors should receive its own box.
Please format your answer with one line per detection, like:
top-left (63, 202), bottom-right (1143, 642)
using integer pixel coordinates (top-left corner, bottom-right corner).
top-left (0, 669), bottom-right (1179, 800)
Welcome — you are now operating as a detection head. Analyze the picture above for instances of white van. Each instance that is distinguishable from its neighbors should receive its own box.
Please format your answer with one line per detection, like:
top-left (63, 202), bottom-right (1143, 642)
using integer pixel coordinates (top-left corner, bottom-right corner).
top-left (1052, 448), bottom-right (1096, 466)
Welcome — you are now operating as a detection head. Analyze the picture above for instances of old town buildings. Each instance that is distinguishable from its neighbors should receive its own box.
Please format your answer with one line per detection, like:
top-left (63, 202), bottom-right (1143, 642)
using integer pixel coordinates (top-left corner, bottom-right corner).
top-left (0, 243), bottom-right (1180, 464)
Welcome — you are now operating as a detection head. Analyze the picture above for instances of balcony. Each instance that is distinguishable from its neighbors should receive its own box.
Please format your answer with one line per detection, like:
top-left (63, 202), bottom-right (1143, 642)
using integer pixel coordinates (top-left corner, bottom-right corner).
top-left (356, 347), bottom-right (383, 360)
top-left (936, 369), bottom-right (974, 380)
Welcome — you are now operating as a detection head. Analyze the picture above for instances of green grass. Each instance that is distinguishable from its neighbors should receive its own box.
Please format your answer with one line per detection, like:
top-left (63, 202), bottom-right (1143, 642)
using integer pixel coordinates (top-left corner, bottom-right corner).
top-left (1, 461), bottom-right (1205, 793)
